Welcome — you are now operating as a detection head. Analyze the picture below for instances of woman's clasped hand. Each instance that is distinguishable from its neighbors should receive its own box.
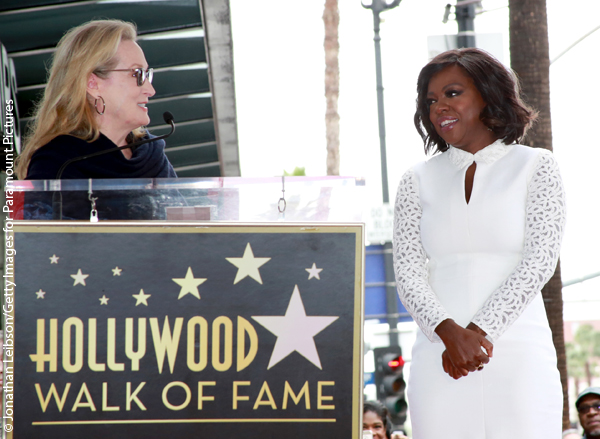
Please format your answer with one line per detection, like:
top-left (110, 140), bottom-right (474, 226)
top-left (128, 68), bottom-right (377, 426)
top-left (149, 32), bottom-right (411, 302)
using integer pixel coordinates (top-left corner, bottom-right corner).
top-left (436, 319), bottom-right (493, 379)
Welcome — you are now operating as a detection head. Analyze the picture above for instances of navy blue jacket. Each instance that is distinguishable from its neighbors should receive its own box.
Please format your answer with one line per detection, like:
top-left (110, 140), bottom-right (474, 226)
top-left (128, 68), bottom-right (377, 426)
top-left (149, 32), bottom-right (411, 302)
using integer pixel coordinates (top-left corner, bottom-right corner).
top-left (26, 132), bottom-right (176, 180)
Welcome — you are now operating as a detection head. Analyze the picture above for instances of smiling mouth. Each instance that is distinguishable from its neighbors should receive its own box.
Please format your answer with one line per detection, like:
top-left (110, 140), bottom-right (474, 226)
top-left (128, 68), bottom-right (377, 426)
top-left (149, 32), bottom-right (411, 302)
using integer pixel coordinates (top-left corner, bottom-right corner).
top-left (439, 118), bottom-right (458, 133)
top-left (138, 103), bottom-right (147, 108)
top-left (440, 119), bottom-right (458, 127)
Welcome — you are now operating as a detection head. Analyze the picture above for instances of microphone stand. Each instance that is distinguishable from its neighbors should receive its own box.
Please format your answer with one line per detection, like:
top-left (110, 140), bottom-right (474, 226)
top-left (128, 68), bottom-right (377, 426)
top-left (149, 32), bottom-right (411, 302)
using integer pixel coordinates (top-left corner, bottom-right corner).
top-left (52, 112), bottom-right (175, 220)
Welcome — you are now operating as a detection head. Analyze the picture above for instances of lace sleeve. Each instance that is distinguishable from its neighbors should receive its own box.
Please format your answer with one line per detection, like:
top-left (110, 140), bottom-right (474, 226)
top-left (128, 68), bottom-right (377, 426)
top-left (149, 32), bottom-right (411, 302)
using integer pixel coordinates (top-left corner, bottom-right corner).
top-left (392, 169), bottom-right (452, 343)
top-left (471, 151), bottom-right (566, 342)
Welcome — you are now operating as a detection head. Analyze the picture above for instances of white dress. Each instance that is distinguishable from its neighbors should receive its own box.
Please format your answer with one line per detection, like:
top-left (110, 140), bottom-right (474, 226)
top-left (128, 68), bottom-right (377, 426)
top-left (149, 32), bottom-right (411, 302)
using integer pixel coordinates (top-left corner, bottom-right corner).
top-left (392, 140), bottom-right (565, 439)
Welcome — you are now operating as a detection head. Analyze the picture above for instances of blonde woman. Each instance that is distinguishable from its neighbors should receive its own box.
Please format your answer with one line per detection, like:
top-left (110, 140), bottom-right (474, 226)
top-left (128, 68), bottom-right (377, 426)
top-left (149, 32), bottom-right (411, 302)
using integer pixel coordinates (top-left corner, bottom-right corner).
top-left (16, 19), bottom-right (176, 180)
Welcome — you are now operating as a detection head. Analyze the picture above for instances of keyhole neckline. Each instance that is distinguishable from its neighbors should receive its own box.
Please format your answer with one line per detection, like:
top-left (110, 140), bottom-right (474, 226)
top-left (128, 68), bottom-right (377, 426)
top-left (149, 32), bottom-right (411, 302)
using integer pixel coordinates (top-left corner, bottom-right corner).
top-left (464, 162), bottom-right (477, 204)
top-left (447, 139), bottom-right (512, 170)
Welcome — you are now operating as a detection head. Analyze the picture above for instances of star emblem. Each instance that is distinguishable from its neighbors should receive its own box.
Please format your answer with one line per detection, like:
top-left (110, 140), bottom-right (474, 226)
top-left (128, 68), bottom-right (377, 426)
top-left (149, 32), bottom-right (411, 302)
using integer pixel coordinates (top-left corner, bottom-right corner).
top-left (305, 263), bottom-right (323, 280)
top-left (36, 289), bottom-right (46, 299)
top-left (70, 269), bottom-right (89, 286)
top-left (49, 254), bottom-right (59, 264)
top-left (112, 267), bottom-right (122, 276)
top-left (226, 243), bottom-right (271, 284)
top-left (99, 295), bottom-right (109, 305)
top-left (132, 289), bottom-right (151, 306)
top-left (252, 285), bottom-right (338, 369)
top-left (172, 267), bottom-right (206, 299)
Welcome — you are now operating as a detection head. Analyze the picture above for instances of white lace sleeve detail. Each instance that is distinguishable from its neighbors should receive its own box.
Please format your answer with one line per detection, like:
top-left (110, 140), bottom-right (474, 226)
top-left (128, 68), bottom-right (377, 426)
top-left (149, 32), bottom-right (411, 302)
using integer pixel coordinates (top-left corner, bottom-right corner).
top-left (392, 169), bottom-right (452, 343)
top-left (471, 151), bottom-right (566, 342)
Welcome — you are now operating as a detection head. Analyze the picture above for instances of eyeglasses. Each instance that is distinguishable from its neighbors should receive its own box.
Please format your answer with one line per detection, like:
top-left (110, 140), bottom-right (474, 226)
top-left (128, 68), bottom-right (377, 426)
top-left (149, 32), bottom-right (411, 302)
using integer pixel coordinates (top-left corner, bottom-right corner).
top-left (578, 403), bottom-right (600, 415)
top-left (105, 68), bottom-right (154, 86)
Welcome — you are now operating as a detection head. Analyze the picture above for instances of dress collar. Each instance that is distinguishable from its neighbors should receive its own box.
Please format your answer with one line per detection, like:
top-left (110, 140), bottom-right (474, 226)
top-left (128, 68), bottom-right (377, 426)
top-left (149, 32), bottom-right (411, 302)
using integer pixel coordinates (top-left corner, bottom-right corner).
top-left (446, 139), bottom-right (513, 169)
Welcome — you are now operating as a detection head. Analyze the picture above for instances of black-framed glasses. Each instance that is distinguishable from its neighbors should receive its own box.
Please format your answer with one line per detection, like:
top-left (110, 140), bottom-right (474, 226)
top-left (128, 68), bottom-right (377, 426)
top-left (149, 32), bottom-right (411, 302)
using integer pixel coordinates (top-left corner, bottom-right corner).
top-left (105, 68), bottom-right (153, 86)
top-left (578, 402), bottom-right (600, 415)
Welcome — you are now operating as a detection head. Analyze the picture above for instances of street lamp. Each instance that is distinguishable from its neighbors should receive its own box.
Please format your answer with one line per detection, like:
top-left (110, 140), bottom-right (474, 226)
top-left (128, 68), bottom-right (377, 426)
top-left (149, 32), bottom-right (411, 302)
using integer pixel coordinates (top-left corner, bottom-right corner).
top-left (443, 1), bottom-right (478, 48)
top-left (361, 0), bottom-right (402, 204)
top-left (362, 0), bottom-right (402, 348)
top-left (455, 2), bottom-right (476, 48)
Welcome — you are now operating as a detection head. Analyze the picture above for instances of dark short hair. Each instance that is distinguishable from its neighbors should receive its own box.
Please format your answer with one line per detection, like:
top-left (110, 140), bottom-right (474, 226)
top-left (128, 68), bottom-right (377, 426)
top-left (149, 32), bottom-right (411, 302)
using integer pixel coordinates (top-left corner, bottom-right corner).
top-left (364, 400), bottom-right (392, 438)
top-left (414, 48), bottom-right (537, 155)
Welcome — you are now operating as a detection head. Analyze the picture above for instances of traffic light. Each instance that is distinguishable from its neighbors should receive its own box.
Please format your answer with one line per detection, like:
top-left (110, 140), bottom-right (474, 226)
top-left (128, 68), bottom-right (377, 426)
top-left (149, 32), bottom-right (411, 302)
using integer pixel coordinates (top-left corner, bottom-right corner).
top-left (373, 346), bottom-right (407, 426)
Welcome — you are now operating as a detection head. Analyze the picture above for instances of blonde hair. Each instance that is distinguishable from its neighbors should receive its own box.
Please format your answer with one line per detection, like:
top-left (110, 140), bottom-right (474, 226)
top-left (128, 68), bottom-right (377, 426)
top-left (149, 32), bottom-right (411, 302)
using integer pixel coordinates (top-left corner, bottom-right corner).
top-left (16, 19), bottom-right (145, 179)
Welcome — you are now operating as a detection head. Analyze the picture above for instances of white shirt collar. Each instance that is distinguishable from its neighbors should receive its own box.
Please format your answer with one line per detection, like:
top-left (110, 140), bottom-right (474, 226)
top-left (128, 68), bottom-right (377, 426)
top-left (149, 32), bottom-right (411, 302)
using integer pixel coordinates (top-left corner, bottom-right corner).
top-left (446, 139), bottom-right (514, 169)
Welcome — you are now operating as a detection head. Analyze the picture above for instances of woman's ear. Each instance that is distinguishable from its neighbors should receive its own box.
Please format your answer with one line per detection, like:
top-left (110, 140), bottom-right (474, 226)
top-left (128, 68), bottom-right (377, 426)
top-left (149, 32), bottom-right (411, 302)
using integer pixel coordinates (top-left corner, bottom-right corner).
top-left (87, 73), bottom-right (99, 96)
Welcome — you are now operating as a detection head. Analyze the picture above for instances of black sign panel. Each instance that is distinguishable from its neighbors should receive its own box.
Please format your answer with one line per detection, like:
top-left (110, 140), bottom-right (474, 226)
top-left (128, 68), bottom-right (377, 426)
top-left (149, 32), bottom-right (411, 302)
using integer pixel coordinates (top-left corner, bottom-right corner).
top-left (9, 222), bottom-right (363, 438)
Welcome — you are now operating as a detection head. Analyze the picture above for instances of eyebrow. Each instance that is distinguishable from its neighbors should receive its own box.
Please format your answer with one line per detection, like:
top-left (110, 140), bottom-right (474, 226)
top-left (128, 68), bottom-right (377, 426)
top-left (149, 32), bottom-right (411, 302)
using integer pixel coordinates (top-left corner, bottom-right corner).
top-left (427, 82), bottom-right (464, 96)
top-left (443, 82), bottom-right (464, 90)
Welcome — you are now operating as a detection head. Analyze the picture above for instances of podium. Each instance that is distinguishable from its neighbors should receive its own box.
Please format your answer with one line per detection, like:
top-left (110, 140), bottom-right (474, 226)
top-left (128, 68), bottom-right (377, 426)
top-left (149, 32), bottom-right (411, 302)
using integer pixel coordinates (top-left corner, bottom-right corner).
top-left (4, 177), bottom-right (366, 439)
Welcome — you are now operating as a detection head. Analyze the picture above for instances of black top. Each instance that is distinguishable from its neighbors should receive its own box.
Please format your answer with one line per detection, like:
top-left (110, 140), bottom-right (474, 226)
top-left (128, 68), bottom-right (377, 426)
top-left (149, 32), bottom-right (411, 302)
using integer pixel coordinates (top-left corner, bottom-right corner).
top-left (25, 133), bottom-right (177, 180)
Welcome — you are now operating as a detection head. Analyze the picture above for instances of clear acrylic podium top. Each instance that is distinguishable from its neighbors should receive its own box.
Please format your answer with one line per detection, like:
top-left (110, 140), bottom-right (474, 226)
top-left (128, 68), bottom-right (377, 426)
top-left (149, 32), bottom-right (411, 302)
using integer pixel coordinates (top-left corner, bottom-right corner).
top-left (10, 176), bottom-right (365, 222)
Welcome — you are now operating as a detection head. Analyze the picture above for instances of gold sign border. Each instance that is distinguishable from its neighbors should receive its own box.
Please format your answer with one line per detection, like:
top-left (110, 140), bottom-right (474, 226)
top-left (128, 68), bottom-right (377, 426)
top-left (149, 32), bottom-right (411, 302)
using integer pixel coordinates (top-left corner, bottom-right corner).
top-left (8, 221), bottom-right (365, 439)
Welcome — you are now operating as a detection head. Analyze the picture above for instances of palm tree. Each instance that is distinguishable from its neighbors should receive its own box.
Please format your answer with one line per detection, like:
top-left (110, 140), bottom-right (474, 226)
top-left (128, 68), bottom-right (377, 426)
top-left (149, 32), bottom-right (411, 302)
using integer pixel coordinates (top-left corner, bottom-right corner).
top-left (508, 0), bottom-right (569, 429)
top-left (323, 0), bottom-right (340, 176)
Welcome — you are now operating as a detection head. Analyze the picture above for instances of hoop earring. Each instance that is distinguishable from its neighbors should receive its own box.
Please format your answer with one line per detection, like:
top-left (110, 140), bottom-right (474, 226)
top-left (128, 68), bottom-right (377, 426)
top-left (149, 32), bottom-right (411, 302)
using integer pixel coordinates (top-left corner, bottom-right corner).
top-left (94, 96), bottom-right (106, 115)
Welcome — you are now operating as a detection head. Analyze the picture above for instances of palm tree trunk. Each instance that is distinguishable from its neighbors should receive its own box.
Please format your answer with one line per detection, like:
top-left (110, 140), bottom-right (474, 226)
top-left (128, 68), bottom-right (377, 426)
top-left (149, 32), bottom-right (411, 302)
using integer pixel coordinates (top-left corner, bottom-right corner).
top-left (323, 0), bottom-right (340, 176)
top-left (509, 0), bottom-right (569, 430)
top-left (585, 361), bottom-right (592, 387)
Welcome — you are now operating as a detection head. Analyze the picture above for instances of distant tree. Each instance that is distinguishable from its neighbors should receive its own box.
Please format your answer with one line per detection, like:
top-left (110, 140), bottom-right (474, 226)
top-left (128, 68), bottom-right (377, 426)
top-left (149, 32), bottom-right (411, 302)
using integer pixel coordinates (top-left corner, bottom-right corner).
top-left (566, 324), bottom-right (600, 398)
top-left (323, 0), bottom-right (340, 176)
top-left (508, 0), bottom-right (569, 429)
top-left (566, 341), bottom-right (587, 397)
top-left (573, 325), bottom-right (600, 385)
top-left (283, 167), bottom-right (306, 176)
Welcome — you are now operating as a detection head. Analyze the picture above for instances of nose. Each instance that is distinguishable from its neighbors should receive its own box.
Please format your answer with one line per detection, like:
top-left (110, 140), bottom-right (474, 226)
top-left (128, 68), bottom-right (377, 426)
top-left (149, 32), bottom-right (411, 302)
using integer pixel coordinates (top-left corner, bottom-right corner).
top-left (143, 80), bottom-right (156, 97)
top-left (433, 98), bottom-right (449, 114)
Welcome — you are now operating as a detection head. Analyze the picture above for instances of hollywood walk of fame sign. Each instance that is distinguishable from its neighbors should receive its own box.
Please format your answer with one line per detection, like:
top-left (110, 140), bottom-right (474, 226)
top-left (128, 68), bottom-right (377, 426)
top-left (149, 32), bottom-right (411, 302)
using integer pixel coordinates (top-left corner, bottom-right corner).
top-left (7, 221), bottom-right (364, 439)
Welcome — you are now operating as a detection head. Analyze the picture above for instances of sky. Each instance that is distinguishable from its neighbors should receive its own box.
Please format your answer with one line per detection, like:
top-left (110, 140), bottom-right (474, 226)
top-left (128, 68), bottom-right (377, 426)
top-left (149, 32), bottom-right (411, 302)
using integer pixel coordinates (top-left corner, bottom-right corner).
top-left (228, 0), bottom-right (600, 321)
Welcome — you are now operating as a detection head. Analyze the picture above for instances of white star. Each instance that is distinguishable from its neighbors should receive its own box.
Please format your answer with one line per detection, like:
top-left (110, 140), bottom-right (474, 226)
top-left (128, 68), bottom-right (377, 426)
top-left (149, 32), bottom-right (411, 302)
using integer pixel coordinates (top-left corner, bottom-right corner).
top-left (226, 243), bottom-right (271, 284)
top-left (132, 289), bottom-right (151, 306)
top-left (70, 269), bottom-right (89, 286)
top-left (36, 289), bottom-right (46, 299)
top-left (252, 285), bottom-right (338, 370)
top-left (305, 263), bottom-right (323, 280)
top-left (99, 295), bottom-right (109, 305)
top-left (112, 267), bottom-right (122, 276)
top-left (49, 254), bottom-right (59, 264)
top-left (172, 267), bottom-right (206, 299)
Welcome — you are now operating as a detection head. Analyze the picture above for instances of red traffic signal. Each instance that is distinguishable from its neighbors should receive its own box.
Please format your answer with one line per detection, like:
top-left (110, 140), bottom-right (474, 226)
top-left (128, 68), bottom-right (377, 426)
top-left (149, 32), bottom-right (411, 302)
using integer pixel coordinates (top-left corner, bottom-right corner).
top-left (382, 353), bottom-right (405, 373)
top-left (387, 355), bottom-right (405, 370)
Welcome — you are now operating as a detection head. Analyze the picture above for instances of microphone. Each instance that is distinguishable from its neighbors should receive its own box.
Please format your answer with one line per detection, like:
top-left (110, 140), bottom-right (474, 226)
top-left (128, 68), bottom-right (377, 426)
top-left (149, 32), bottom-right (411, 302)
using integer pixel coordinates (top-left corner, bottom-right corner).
top-left (51, 112), bottom-right (176, 219)
top-left (55, 111), bottom-right (176, 180)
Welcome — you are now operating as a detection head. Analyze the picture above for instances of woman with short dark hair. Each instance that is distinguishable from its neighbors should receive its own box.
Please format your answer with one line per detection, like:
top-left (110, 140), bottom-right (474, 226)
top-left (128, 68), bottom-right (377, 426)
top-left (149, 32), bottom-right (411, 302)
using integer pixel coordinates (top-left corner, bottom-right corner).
top-left (414, 48), bottom-right (537, 155)
top-left (393, 48), bottom-right (565, 437)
